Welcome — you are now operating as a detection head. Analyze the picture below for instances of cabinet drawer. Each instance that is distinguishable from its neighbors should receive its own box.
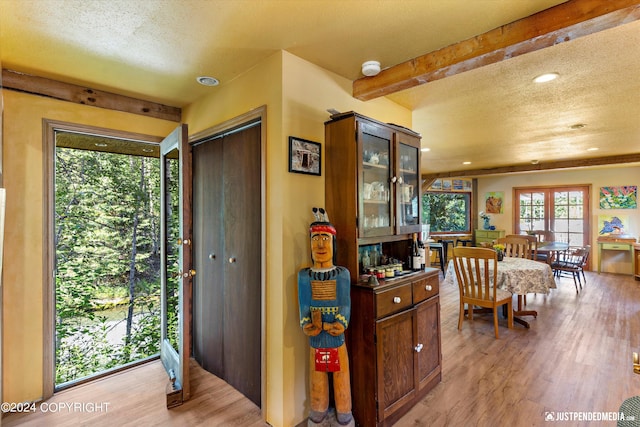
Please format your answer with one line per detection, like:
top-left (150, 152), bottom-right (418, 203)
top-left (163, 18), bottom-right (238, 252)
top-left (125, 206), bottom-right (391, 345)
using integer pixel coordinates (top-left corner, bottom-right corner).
top-left (602, 243), bottom-right (631, 250)
top-left (376, 284), bottom-right (412, 318)
top-left (476, 230), bottom-right (488, 238)
top-left (412, 275), bottom-right (439, 303)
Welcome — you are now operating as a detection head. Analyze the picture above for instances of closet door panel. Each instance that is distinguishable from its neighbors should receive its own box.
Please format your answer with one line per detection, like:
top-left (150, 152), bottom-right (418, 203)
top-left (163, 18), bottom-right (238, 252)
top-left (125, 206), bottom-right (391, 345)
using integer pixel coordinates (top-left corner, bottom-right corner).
top-left (222, 124), bottom-right (262, 405)
top-left (193, 139), bottom-right (225, 377)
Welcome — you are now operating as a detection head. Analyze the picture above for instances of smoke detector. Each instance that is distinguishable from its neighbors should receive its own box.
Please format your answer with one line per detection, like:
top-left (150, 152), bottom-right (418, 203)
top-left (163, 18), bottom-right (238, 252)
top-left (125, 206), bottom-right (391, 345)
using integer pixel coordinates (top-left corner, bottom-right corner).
top-left (361, 61), bottom-right (381, 77)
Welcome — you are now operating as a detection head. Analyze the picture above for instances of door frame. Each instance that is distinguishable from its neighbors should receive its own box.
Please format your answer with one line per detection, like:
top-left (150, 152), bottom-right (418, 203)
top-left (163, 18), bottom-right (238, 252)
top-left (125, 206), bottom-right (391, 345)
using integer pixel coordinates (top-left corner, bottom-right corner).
top-left (188, 105), bottom-right (267, 411)
top-left (42, 119), bottom-right (164, 398)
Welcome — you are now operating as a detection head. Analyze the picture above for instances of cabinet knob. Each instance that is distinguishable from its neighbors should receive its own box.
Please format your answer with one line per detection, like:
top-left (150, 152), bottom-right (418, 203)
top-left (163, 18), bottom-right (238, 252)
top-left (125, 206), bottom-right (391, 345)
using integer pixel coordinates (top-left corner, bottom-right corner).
top-left (390, 176), bottom-right (397, 183)
top-left (393, 296), bottom-right (401, 304)
top-left (414, 343), bottom-right (423, 353)
top-left (229, 257), bottom-right (237, 263)
top-left (397, 177), bottom-right (403, 184)
top-left (425, 285), bottom-right (433, 291)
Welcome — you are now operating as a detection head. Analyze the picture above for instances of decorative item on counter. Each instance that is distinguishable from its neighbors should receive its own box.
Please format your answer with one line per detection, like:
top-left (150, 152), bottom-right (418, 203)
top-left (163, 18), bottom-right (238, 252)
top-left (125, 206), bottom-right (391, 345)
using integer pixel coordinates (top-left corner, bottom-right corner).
top-left (493, 243), bottom-right (505, 261)
top-left (479, 211), bottom-right (491, 230)
top-left (298, 207), bottom-right (354, 426)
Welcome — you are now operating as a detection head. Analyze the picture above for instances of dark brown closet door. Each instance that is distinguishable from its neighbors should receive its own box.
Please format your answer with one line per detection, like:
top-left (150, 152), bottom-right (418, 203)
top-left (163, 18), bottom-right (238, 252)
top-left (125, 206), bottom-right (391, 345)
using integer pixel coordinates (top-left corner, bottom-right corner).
top-left (193, 137), bottom-right (224, 376)
top-left (192, 122), bottom-right (262, 406)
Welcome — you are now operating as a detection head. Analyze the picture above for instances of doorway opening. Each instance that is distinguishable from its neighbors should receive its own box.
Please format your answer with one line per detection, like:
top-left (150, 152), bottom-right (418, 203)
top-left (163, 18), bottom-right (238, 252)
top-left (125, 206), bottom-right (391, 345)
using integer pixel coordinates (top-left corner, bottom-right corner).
top-left (45, 120), bottom-right (165, 394)
top-left (514, 185), bottom-right (591, 266)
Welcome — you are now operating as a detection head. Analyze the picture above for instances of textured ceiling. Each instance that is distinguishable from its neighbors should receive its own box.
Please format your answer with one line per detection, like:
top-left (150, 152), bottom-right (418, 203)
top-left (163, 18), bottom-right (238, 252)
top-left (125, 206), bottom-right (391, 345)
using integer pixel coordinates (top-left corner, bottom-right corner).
top-left (2, 0), bottom-right (639, 175)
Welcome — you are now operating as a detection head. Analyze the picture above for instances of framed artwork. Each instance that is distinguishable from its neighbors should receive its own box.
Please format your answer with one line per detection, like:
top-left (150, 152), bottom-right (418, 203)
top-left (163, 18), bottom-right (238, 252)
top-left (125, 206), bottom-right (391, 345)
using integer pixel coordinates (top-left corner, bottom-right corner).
top-left (288, 136), bottom-right (321, 176)
top-left (599, 186), bottom-right (637, 209)
top-left (484, 191), bottom-right (504, 214)
top-left (598, 215), bottom-right (628, 235)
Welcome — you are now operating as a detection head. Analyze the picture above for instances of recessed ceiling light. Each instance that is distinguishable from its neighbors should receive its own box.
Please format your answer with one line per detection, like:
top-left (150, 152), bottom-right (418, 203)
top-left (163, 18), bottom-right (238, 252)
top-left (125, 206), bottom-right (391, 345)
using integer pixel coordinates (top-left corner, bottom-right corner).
top-left (587, 147), bottom-right (599, 151)
top-left (95, 143), bottom-right (108, 147)
top-left (421, 147), bottom-right (430, 152)
top-left (533, 72), bottom-right (559, 83)
top-left (463, 161), bottom-right (471, 165)
top-left (196, 76), bottom-right (220, 86)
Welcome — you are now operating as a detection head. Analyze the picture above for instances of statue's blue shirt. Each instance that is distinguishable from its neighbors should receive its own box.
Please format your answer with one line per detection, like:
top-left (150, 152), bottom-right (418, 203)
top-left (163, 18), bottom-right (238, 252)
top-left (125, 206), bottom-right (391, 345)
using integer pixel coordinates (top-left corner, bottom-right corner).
top-left (298, 266), bottom-right (351, 349)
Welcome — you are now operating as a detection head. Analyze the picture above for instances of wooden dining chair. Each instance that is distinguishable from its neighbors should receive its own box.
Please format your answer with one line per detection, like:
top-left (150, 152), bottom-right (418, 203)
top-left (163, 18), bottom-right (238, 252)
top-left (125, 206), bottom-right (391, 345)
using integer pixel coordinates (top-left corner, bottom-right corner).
top-left (551, 245), bottom-right (591, 293)
top-left (506, 234), bottom-right (538, 260)
top-left (452, 247), bottom-right (513, 339)
top-left (496, 236), bottom-right (530, 259)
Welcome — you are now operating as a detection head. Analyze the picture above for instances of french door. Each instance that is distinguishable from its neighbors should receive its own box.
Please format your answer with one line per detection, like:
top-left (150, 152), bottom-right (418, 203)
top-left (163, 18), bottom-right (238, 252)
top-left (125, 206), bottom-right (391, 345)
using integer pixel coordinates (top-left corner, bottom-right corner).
top-left (159, 124), bottom-right (192, 406)
top-left (515, 185), bottom-right (591, 248)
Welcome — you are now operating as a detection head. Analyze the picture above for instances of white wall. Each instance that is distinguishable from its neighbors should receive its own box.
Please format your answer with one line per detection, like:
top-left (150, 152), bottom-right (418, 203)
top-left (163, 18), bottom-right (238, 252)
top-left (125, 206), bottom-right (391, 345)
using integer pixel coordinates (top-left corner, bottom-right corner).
top-left (477, 164), bottom-right (640, 275)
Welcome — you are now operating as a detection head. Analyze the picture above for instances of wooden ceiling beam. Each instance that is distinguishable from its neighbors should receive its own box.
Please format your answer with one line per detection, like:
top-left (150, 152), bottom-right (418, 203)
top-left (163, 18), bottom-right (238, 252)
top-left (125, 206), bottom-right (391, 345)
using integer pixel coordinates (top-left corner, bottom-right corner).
top-left (1, 69), bottom-right (182, 122)
top-left (422, 153), bottom-right (640, 181)
top-left (353, 0), bottom-right (640, 100)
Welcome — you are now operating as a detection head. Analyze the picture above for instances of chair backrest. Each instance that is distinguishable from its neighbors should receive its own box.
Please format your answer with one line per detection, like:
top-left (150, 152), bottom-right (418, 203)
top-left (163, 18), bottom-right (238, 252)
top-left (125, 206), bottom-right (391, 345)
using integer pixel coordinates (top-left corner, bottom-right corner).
top-left (496, 236), bottom-right (531, 259)
top-left (452, 246), bottom-right (498, 303)
top-left (557, 245), bottom-right (590, 268)
top-left (531, 229), bottom-right (555, 243)
top-left (506, 234), bottom-right (537, 260)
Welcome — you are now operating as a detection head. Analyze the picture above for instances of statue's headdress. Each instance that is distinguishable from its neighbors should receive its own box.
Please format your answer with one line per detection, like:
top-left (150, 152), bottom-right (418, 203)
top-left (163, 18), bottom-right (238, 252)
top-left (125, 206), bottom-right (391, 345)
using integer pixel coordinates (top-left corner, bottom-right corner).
top-left (309, 207), bottom-right (336, 235)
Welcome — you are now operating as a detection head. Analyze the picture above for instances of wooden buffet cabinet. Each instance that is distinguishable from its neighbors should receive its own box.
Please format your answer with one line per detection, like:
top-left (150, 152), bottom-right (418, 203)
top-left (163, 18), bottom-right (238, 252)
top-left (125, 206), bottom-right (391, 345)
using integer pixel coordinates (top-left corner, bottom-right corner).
top-left (349, 269), bottom-right (441, 426)
top-left (325, 112), bottom-right (442, 426)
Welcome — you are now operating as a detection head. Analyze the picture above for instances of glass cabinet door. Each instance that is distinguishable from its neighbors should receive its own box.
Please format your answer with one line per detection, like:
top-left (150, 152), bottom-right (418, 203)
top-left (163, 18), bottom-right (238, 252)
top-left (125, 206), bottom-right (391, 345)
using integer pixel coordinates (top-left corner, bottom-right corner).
top-left (396, 138), bottom-right (420, 232)
top-left (359, 122), bottom-right (393, 238)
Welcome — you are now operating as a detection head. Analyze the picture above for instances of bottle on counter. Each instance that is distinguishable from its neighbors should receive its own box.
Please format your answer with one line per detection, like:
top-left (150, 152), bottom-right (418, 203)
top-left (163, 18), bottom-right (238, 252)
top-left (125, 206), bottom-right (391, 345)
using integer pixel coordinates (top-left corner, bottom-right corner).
top-left (417, 235), bottom-right (426, 270)
top-left (412, 233), bottom-right (421, 271)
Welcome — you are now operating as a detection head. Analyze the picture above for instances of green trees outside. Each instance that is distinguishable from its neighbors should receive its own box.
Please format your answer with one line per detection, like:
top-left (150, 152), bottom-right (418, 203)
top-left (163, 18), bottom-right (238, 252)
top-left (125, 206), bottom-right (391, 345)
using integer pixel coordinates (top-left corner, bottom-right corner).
top-left (422, 192), bottom-right (469, 232)
top-left (55, 147), bottom-right (164, 385)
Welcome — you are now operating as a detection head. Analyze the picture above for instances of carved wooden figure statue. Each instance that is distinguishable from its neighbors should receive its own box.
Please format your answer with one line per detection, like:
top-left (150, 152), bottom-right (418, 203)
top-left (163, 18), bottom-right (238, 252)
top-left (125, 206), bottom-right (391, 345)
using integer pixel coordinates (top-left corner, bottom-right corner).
top-left (298, 208), bottom-right (353, 426)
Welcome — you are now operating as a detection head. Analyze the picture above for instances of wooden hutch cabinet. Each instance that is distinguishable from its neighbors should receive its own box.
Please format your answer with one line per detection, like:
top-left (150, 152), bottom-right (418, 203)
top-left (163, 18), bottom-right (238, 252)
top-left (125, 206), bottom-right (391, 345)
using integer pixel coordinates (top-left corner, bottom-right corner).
top-left (325, 112), bottom-right (442, 426)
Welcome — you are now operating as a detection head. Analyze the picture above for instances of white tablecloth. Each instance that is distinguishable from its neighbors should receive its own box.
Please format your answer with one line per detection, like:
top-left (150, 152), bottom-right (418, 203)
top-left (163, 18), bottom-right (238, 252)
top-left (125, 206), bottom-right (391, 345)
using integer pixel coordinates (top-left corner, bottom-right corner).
top-left (443, 256), bottom-right (557, 295)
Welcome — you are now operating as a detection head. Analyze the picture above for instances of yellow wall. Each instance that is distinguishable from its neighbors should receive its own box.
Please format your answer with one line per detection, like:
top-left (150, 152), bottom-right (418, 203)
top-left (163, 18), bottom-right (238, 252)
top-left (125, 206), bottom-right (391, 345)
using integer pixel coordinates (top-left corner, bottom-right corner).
top-left (478, 165), bottom-right (640, 274)
top-left (182, 50), bottom-right (411, 426)
top-left (1, 89), bottom-right (176, 402)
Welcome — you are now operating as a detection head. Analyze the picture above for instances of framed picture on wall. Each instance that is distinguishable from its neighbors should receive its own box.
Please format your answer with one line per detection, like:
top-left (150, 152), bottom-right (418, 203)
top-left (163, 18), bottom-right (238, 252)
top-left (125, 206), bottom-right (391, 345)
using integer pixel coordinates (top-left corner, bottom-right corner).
top-left (288, 136), bottom-right (321, 176)
top-left (599, 186), bottom-right (637, 209)
top-left (485, 191), bottom-right (504, 214)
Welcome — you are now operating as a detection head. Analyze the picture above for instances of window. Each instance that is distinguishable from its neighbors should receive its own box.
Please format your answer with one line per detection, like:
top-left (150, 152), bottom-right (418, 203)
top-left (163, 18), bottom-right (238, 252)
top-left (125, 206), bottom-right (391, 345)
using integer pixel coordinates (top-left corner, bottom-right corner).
top-left (422, 192), bottom-right (471, 233)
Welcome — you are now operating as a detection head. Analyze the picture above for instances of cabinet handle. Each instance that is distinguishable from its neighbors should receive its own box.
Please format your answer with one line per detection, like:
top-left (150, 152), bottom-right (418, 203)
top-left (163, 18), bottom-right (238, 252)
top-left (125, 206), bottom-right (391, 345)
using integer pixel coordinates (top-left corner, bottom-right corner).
top-left (414, 343), bottom-right (423, 353)
top-left (393, 296), bottom-right (401, 304)
top-left (425, 285), bottom-right (433, 291)
top-left (397, 177), bottom-right (403, 184)
top-left (390, 176), bottom-right (397, 183)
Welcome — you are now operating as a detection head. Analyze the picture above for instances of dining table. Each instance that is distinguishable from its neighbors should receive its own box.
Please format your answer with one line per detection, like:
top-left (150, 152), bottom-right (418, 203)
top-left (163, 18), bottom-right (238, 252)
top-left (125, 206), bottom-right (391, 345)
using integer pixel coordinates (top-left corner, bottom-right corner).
top-left (537, 241), bottom-right (570, 264)
top-left (443, 256), bottom-right (557, 328)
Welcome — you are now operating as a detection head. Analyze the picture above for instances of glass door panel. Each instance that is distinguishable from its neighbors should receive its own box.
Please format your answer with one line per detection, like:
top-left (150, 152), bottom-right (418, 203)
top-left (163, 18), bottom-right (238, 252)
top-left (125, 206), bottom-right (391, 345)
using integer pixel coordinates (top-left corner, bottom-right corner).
top-left (519, 192), bottom-right (545, 233)
top-left (160, 124), bottom-right (191, 406)
top-left (397, 142), bottom-right (419, 231)
top-left (360, 123), bottom-right (392, 237)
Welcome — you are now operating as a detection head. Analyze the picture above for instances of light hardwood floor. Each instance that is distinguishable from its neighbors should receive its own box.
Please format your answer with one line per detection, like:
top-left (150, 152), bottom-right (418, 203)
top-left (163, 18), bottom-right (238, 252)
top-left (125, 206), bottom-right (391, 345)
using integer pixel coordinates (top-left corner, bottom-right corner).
top-left (4, 271), bottom-right (640, 426)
